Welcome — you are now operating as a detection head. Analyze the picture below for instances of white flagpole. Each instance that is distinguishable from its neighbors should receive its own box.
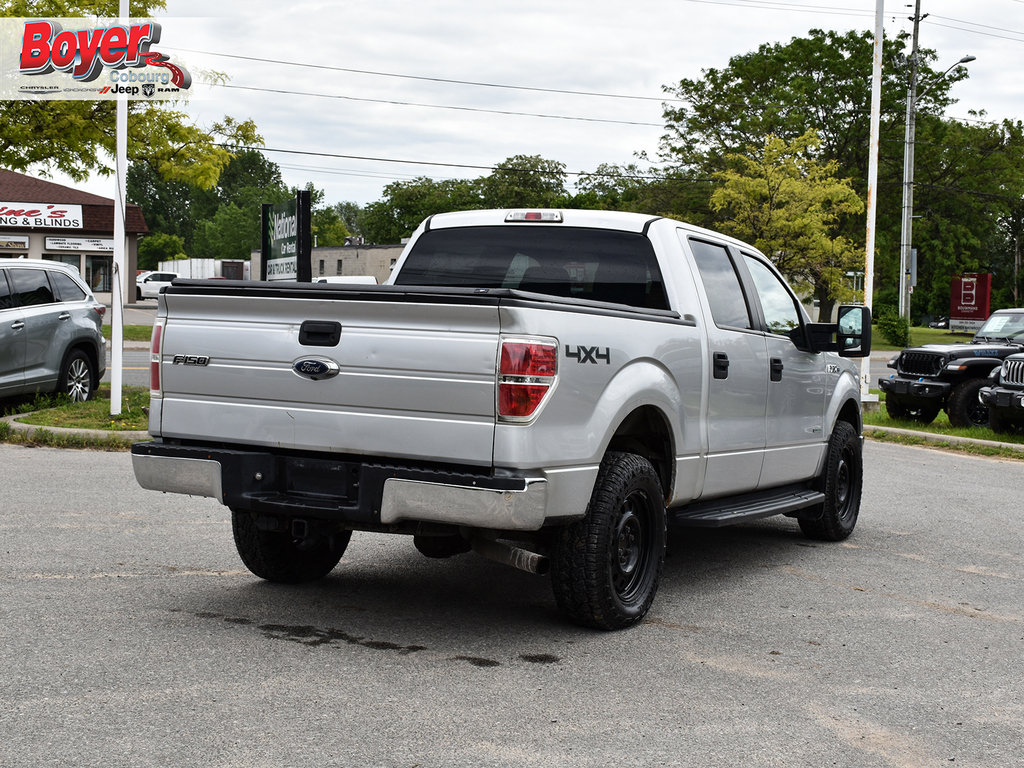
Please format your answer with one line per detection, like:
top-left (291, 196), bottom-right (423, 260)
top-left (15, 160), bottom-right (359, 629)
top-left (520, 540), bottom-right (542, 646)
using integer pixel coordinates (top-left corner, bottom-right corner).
top-left (111, 0), bottom-right (129, 416)
top-left (861, 0), bottom-right (884, 402)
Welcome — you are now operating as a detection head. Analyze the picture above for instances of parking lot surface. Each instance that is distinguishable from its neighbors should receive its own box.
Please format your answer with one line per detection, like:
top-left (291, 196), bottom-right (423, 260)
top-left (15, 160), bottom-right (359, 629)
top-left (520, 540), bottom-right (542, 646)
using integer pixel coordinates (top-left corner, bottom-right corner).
top-left (1, 441), bottom-right (1021, 767)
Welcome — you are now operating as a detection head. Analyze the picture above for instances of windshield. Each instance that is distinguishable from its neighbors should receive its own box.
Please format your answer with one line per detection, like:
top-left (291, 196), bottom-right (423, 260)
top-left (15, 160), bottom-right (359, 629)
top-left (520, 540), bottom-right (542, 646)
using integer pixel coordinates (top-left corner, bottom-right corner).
top-left (394, 226), bottom-right (669, 310)
top-left (974, 312), bottom-right (1024, 341)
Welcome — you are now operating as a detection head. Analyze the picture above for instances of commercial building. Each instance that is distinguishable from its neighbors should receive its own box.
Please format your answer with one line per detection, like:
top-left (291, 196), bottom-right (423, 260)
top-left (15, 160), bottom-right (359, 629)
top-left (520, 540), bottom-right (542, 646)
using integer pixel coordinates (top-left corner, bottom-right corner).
top-left (0, 168), bottom-right (147, 305)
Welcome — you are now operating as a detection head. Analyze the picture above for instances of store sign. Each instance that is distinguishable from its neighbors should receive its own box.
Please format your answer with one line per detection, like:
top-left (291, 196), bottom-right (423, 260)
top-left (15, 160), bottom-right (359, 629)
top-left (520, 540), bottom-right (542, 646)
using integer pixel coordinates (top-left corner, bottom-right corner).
top-left (0, 201), bottom-right (82, 228)
top-left (949, 273), bottom-right (992, 332)
top-left (261, 192), bottom-right (311, 281)
top-left (45, 236), bottom-right (113, 252)
top-left (0, 234), bottom-right (30, 248)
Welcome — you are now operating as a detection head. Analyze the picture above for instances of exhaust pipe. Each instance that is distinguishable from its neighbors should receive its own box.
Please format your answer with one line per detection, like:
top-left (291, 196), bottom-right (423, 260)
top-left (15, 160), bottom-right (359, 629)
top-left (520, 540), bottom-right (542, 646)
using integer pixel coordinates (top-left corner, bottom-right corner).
top-left (471, 537), bottom-right (549, 575)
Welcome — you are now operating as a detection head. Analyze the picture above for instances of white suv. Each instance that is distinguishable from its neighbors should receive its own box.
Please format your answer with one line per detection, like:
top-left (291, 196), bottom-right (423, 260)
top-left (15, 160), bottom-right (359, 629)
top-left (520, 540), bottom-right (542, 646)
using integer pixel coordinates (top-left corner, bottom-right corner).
top-left (0, 259), bottom-right (107, 402)
top-left (135, 271), bottom-right (177, 301)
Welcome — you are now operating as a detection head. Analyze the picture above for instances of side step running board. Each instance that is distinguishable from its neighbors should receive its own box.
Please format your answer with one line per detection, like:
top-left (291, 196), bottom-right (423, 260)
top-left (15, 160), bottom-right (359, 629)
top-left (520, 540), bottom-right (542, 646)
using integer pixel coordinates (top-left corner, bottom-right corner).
top-left (672, 486), bottom-right (824, 528)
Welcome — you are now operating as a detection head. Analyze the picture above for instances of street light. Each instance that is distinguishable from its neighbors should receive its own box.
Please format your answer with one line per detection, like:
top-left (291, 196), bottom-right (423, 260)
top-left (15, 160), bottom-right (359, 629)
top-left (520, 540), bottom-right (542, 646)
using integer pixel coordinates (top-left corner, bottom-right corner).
top-left (898, 53), bottom-right (976, 322)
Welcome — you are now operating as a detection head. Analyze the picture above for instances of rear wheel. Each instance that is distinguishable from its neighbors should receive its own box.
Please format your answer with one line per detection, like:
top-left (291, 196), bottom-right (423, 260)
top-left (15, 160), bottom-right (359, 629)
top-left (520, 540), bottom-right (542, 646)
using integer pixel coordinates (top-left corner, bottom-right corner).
top-left (231, 510), bottom-right (349, 583)
top-left (885, 395), bottom-right (939, 424)
top-left (800, 421), bottom-right (862, 542)
top-left (56, 349), bottom-right (96, 403)
top-left (550, 452), bottom-right (666, 630)
top-left (947, 379), bottom-right (988, 428)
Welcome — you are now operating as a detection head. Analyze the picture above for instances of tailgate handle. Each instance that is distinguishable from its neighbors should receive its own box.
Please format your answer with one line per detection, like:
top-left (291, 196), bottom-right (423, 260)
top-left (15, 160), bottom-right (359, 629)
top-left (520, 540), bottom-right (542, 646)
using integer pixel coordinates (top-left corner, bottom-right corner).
top-left (299, 320), bottom-right (341, 347)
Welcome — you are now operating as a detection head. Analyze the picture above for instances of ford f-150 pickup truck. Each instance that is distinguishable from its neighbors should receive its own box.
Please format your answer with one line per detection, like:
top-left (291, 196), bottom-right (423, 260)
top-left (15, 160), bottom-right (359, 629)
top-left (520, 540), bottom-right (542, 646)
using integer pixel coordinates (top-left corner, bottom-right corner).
top-left (131, 209), bottom-right (871, 630)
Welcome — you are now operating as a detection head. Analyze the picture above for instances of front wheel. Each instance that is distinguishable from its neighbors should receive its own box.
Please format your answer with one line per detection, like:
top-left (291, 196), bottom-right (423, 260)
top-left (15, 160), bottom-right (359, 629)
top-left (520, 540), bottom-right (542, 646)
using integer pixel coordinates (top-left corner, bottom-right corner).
top-left (885, 395), bottom-right (939, 424)
top-left (988, 407), bottom-right (1014, 435)
top-left (800, 421), bottom-right (862, 542)
top-left (231, 509), bottom-right (349, 583)
top-left (550, 452), bottom-right (666, 630)
top-left (56, 348), bottom-right (96, 403)
top-left (947, 379), bottom-right (988, 428)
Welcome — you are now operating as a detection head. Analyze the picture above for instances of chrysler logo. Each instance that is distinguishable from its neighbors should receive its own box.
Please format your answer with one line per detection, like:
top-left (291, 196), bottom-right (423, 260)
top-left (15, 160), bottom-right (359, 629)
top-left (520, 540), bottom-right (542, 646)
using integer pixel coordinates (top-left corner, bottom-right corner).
top-left (292, 358), bottom-right (340, 381)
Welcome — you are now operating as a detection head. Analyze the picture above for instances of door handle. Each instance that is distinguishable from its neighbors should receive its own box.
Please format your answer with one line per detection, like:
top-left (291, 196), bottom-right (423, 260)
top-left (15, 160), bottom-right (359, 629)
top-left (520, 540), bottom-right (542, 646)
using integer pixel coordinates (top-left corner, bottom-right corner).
top-left (770, 357), bottom-right (784, 382)
top-left (713, 351), bottom-right (729, 380)
top-left (10, 320), bottom-right (24, 331)
top-left (58, 312), bottom-right (71, 321)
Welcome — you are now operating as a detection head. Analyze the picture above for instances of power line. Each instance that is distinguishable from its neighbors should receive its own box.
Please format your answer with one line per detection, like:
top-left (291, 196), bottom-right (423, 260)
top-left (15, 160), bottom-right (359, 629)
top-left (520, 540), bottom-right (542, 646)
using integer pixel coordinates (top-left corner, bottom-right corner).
top-left (168, 47), bottom-right (681, 103)
top-left (210, 82), bottom-right (663, 128)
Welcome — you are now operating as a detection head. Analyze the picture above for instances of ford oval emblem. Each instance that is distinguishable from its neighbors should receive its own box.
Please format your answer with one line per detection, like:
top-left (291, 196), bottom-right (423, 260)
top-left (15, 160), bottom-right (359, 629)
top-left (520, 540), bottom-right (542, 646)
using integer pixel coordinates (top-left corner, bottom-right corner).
top-left (292, 358), bottom-right (340, 381)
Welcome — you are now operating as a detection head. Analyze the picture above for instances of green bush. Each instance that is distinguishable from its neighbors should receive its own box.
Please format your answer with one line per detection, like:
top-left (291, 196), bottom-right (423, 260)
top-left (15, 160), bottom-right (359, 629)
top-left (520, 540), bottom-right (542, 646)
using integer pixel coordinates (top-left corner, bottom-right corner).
top-left (876, 309), bottom-right (911, 347)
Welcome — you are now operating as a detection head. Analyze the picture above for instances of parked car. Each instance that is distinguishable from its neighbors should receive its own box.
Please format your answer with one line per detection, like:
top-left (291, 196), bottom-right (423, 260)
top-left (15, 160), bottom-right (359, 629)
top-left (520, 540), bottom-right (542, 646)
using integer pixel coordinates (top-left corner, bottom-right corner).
top-left (928, 315), bottom-right (949, 329)
top-left (878, 308), bottom-right (1024, 427)
top-left (135, 271), bottom-right (177, 301)
top-left (0, 258), bottom-right (107, 402)
top-left (980, 353), bottom-right (1024, 434)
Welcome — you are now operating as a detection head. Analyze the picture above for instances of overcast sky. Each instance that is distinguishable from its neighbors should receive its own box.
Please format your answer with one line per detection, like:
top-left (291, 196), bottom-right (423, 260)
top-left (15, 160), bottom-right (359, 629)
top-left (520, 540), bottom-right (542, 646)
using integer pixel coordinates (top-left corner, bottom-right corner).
top-left (52, 0), bottom-right (1024, 207)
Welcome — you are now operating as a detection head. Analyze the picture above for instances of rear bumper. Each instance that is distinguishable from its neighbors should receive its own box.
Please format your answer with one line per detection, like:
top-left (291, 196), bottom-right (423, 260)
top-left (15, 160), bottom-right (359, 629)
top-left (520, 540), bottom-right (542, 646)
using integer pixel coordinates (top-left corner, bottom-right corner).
top-left (878, 376), bottom-right (950, 400)
top-left (131, 441), bottom-right (550, 531)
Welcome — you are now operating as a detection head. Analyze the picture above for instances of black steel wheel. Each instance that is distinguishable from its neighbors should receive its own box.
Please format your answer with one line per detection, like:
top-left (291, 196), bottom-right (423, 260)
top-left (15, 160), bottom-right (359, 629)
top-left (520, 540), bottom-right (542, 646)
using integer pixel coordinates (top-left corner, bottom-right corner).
top-left (550, 452), bottom-right (666, 630)
top-left (800, 421), bottom-right (862, 542)
top-left (947, 379), bottom-right (988, 428)
top-left (56, 348), bottom-right (96, 403)
top-left (231, 509), bottom-right (349, 583)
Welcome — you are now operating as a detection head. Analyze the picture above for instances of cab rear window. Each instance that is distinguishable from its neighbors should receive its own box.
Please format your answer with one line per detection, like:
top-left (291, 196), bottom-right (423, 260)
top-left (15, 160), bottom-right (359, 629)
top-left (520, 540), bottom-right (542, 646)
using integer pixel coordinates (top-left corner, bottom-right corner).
top-left (395, 226), bottom-right (669, 310)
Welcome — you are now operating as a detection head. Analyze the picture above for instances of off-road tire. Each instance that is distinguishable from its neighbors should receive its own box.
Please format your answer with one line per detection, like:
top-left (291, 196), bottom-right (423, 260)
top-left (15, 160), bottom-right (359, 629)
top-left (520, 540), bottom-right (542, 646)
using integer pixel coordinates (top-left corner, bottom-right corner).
top-left (550, 452), bottom-right (666, 630)
top-left (800, 421), bottom-right (862, 542)
top-left (231, 509), bottom-right (349, 583)
top-left (56, 348), bottom-right (96, 403)
top-left (988, 406), bottom-right (1014, 435)
top-left (947, 379), bottom-right (989, 428)
top-left (884, 395), bottom-right (939, 424)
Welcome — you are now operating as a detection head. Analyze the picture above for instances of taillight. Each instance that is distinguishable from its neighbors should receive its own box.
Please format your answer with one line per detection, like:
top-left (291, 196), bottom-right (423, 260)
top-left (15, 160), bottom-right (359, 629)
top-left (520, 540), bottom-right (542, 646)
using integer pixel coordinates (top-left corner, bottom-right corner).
top-left (150, 322), bottom-right (163, 393)
top-left (498, 339), bottom-right (557, 421)
top-left (92, 304), bottom-right (106, 318)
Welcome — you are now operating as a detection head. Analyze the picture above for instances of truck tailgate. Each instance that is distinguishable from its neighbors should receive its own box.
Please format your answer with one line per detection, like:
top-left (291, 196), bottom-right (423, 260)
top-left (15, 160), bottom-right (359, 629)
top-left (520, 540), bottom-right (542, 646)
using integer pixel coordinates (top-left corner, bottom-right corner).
top-left (155, 286), bottom-right (501, 466)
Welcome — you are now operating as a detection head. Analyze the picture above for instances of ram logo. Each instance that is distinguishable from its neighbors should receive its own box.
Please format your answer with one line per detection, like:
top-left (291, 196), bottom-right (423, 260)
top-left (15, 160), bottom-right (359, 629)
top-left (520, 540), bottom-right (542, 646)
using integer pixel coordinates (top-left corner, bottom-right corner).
top-left (292, 358), bottom-right (341, 381)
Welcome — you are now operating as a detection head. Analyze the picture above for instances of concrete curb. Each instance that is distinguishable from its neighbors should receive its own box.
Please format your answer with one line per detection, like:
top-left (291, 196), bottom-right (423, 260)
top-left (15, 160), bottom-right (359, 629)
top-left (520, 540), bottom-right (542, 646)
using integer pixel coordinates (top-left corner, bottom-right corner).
top-left (864, 424), bottom-right (1024, 453)
top-left (0, 412), bottom-right (150, 442)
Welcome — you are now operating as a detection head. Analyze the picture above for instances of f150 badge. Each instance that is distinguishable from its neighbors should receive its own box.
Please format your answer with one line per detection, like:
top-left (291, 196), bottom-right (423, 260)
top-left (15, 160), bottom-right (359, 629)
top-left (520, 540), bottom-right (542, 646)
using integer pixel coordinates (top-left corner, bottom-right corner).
top-left (292, 358), bottom-right (340, 381)
top-left (172, 354), bottom-right (209, 366)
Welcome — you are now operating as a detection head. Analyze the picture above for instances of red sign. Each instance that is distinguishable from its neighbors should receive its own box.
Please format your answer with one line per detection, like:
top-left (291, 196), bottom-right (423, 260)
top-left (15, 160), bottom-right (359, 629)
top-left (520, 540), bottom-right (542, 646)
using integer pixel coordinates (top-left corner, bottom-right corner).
top-left (949, 273), bottom-right (991, 331)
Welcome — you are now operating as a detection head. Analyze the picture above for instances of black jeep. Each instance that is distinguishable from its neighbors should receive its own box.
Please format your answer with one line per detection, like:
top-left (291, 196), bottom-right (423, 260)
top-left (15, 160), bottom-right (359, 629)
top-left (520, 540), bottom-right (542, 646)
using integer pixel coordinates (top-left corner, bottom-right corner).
top-left (878, 309), bottom-right (1024, 427)
top-left (980, 352), bottom-right (1024, 434)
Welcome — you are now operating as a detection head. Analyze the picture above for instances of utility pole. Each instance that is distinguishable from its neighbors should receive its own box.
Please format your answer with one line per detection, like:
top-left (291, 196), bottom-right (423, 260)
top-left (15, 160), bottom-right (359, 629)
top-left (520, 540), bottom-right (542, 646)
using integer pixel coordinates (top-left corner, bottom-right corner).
top-left (898, 0), bottom-right (924, 323)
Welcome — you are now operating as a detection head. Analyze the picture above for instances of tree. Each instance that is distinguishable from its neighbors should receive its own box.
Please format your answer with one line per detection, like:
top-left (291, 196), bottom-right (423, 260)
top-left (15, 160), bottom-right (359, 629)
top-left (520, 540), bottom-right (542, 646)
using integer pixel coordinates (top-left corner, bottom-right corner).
top-left (478, 154), bottom-right (567, 208)
top-left (710, 131), bottom-right (864, 320)
top-left (660, 29), bottom-right (955, 184)
top-left (360, 177), bottom-right (480, 243)
top-left (137, 232), bottom-right (185, 270)
top-left (0, 0), bottom-right (262, 189)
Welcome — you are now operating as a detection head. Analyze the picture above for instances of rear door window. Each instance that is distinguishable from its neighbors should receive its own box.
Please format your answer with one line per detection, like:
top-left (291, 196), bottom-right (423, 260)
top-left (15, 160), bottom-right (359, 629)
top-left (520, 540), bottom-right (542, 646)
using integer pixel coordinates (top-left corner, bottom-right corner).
top-left (8, 268), bottom-right (56, 307)
top-left (0, 270), bottom-right (13, 310)
top-left (50, 271), bottom-right (87, 302)
top-left (688, 239), bottom-right (752, 329)
top-left (395, 226), bottom-right (669, 309)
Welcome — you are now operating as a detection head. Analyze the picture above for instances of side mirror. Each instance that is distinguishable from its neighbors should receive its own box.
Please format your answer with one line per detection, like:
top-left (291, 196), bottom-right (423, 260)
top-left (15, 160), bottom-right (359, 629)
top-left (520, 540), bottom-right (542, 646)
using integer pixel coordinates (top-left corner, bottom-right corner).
top-left (802, 305), bottom-right (872, 357)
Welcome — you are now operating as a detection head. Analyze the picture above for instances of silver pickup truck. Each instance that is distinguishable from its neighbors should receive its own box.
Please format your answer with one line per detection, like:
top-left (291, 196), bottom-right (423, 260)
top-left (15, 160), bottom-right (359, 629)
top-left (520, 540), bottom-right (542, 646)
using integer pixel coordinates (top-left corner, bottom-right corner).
top-left (132, 209), bottom-right (871, 630)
